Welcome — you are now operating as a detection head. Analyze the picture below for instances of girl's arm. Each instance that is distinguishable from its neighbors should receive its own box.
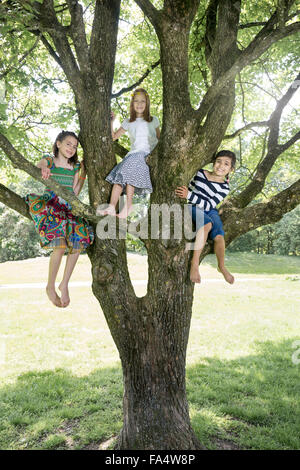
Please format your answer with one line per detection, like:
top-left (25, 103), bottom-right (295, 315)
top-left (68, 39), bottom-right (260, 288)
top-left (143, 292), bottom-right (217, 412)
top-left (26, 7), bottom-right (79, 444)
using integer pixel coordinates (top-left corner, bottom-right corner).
top-left (156, 127), bottom-right (160, 139)
top-left (111, 111), bottom-right (126, 141)
top-left (73, 161), bottom-right (86, 196)
top-left (37, 158), bottom-right (51, 180)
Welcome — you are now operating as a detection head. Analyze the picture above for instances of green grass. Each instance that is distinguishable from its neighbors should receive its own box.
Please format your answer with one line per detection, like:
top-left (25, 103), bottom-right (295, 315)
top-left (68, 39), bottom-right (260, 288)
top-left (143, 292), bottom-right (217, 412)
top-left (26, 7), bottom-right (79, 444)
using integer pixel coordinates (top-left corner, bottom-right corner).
top-left (205, 251), bottom-right (300, 274)
top-left (0, 252), bottom-right (300, 450)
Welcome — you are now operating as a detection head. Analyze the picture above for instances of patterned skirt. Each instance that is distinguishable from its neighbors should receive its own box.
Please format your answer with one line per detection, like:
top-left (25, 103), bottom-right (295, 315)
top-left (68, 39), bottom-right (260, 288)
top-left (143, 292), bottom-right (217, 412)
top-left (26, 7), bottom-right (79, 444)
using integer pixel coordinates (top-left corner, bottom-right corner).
top-left (106, 150), bottom-right (152, 196)
top-left (25, 190), bottom-right (94, 252)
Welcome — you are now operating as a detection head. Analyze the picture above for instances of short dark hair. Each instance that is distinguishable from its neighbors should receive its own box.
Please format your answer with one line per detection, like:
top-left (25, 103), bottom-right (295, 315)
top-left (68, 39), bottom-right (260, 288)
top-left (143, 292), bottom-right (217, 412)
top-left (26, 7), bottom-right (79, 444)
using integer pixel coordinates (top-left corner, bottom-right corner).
top-left (212, 150), bottom-right (236, 169)
top-left (53, 130), bottom-right (79, 165)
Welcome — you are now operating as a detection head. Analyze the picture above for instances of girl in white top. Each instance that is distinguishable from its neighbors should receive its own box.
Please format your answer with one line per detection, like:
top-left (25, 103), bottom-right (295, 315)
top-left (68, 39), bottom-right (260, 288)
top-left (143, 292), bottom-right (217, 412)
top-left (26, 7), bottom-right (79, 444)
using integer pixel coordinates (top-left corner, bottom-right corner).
top-left (97, 88), bottom-right (160, 218)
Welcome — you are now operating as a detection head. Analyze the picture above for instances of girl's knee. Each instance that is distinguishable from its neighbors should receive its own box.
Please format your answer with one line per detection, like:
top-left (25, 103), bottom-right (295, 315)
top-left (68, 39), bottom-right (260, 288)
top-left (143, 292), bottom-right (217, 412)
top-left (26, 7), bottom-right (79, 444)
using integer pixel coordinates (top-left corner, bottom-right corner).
top-left (53, 247), bottom-right (66, 255)
top-left (214, 234), bottom-right (224, 241)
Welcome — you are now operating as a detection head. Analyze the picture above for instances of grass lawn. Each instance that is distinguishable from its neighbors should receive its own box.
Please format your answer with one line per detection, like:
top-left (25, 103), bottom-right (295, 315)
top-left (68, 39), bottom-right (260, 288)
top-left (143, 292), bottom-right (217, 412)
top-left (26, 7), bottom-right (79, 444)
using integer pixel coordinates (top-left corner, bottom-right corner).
top-left (0, 252), bottom-right (299, 450)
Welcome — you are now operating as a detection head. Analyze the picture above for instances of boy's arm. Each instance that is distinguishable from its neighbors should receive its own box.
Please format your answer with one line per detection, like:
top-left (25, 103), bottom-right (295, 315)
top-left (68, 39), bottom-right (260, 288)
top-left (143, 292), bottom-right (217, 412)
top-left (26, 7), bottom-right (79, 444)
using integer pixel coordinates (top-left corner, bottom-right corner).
top-left (175, 184), bottom-right (203, 205)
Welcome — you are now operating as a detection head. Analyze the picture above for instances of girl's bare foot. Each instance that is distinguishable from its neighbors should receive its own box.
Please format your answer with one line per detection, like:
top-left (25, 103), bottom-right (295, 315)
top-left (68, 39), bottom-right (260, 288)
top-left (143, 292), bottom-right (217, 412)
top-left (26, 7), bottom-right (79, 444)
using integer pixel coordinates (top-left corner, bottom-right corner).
top-left (46, 285), bottom-right (62, 308)
top-left (58, 283), bottom-right (70, 308)
top-left (218, 266), bottom-right (235, 284)
top-left (117, 206), bottom-right (133, 219)
top-left (96, 204), bottom-right (116, 216)
top-left (190, 263), bottom-right (201, 283)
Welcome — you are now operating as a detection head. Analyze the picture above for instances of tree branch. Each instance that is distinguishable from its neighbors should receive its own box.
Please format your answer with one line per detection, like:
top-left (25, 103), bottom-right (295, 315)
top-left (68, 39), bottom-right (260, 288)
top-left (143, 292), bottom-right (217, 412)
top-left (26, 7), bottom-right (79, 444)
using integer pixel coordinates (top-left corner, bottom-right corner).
top-left (223, 178), bottom-right (300, 245)
top-left (0, 183), bottom-right (31, 220)
top-left (0, 133), bottom-right (97, 222)
top-left (133, 0), bottom-right (160, 30)
top-left (224, 121), bottom-right (270, 140)
top-left (197, 17), bottom-right (300, 123)
top-left (113, 141), bottom-right (129, 158)
top-left (66, 0), bottom-right (89, 73)
top-left (112, 60), bottom-right (160, 98)
top-left (230, 73), bottom-right (300, 208)
top-left (0, 35), bottom-right (40, 80)
top-left (31, 0), bottom-right (83, 95)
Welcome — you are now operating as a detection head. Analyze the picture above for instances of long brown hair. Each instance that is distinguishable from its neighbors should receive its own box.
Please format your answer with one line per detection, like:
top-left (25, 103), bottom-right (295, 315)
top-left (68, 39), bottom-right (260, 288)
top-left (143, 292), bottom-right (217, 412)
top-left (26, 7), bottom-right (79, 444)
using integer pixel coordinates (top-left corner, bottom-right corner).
top-left (53, 130), bottom-right (79, 165)
top-left (129, 88), bottom-right (153, 123)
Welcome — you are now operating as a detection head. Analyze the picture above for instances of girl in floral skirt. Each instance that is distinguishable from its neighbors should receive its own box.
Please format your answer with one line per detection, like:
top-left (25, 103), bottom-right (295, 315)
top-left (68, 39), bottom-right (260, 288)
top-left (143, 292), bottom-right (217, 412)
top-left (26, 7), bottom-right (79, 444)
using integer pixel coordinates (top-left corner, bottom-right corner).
top-left (25, 131), bottom-right (94, 308)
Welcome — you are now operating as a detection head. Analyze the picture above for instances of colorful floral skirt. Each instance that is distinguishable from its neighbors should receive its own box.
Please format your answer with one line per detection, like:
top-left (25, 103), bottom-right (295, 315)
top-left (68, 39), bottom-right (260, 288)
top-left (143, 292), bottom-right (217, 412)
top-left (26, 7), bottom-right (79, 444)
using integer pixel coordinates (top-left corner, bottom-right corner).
top-left (25, 190), bottom-right (94, 252)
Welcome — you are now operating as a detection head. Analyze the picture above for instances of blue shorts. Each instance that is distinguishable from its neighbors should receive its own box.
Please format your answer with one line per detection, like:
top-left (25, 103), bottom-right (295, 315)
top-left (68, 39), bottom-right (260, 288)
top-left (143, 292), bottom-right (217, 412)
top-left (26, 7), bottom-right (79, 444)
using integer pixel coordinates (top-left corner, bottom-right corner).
top-left (188, 205), bottom-right (224, 240)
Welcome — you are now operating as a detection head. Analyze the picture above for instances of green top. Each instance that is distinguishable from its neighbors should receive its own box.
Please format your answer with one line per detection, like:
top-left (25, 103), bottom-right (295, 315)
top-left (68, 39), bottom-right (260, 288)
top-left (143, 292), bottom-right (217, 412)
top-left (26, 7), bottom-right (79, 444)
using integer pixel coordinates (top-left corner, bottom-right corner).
top-left (43, 155), bottom-right (80, 193)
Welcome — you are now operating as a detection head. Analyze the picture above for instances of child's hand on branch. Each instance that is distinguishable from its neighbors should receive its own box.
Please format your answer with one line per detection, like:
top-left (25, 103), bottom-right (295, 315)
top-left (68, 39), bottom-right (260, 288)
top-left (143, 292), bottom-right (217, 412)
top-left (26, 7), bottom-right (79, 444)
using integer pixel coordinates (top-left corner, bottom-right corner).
top-left (175, 186), bottom-right (188, 199)
top-left (41, 167), bottom-right (51, 180)
top-left (111, 111), bottom-right (116, 121)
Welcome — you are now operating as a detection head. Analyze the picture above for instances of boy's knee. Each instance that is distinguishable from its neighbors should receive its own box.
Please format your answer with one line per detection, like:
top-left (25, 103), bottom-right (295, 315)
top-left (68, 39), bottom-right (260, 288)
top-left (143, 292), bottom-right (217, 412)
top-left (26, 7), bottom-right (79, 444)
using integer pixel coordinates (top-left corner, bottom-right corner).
top-left (214, 234), bottom-right (224, 241)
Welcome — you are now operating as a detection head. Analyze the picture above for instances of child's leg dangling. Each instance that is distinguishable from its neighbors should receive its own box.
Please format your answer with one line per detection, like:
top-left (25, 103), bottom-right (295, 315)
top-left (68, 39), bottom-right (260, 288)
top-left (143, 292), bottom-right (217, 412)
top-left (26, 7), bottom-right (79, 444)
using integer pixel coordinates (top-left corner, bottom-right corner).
top-left (117, 184), bottom-right (135, 219)
top-left (58, 251), bottom-right (81, 307)
top-left (214, 235), bottom-right (235, 284)
top-left (46, 248), bottom-right (65, 307)
top-left (190, 222), bottom-right (212, 283)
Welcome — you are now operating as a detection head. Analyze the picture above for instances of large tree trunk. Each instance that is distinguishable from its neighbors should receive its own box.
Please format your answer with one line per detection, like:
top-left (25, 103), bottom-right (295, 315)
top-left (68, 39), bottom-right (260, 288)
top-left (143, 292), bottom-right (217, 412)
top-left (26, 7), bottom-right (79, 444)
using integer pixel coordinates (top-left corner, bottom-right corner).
top-left (89, 232), bottom-right (202, 449)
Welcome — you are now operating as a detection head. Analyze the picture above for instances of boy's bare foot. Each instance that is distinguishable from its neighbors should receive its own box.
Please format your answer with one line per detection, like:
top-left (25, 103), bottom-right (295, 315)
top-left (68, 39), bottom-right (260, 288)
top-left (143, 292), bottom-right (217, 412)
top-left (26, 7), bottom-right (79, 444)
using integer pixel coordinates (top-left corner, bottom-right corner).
top-left (58, 283), bottom-right (70, 308)
top-left (190, 263), bottom-right (201, 283)
top-left (46, 286), bottom-right (62, 308)
top-left (218, 266), bottom-right (235, 284)
top-left (96, 204), bottom-right (116, 216)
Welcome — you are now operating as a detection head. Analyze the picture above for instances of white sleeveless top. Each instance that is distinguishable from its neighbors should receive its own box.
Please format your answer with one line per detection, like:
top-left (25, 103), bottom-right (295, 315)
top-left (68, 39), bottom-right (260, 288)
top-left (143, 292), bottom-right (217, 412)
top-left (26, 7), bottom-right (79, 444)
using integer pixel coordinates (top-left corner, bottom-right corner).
top-left (121, 116), bottom-right (160, 154)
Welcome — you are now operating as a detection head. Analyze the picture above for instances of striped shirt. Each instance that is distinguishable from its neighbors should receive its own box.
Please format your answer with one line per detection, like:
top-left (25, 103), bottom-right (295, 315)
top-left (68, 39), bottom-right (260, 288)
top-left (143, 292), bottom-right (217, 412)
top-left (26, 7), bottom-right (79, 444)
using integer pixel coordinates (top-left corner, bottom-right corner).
top-left (187, 169), bottom-right (230, 211)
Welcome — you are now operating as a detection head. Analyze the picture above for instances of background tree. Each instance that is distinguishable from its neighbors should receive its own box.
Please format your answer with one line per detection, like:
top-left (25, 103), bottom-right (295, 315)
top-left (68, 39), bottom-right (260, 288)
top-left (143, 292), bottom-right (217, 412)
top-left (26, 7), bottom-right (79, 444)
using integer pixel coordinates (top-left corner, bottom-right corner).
top-left (0, 0), bottom-right (299, 449)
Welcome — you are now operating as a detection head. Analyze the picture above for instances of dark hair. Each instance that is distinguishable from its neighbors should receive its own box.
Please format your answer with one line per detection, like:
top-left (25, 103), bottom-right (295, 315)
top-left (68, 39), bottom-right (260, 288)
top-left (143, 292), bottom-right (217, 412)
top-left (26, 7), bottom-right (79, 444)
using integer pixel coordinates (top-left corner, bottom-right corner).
top-left (53, 130), bottom-right (79, 165)
top-left (212, 150), bottom-right (236, 169)
top-left (129, 88), bottom-right (153, 123)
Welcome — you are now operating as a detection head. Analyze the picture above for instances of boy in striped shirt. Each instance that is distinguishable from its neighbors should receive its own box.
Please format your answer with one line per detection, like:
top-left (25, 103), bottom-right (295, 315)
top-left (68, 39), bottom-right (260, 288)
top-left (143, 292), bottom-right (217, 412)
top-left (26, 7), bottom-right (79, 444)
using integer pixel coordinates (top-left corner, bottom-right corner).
top-left (175, 150), bottom-right (236, 284)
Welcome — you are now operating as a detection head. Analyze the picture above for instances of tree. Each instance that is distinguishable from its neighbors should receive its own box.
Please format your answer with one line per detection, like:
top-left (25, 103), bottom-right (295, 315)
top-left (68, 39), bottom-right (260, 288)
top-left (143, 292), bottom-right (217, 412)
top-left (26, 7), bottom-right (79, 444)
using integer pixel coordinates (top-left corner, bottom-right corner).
top-left (0, 0), bottom-right (299, 449)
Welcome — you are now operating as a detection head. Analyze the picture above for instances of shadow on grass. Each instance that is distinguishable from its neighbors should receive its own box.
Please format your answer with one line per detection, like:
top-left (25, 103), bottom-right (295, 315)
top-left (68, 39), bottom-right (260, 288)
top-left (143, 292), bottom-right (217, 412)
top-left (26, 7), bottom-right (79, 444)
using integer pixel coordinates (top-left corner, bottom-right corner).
top-left (187, 338), bottom-right (300, 450)
top-left (0, 366), bottom-right (123, 450)
top-left (1, 338), bottom-right (299, 450)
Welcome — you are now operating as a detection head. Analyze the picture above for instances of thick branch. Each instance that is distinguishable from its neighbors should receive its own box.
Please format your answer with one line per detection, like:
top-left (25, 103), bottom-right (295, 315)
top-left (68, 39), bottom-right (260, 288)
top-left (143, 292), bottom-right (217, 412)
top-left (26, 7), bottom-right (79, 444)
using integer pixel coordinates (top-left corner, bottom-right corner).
top-left (89, 0), bottom-right (120, 95)
top-left (0, 183), bottom-right (30, 220)
top-left (197, 20), bottom-right (300, 122)
top-left (223, 178), bottom-right (300, 245)
top-left (66, 0), bottom-right (89, 73)
top-left (32, 0), bottom-right (83, 95)
top-left (113, 141), bottom-right (129, 158)
top-left (0, 133), bottom-right (97, 222)
top-left (112, 60), bottom-right (160, 98)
